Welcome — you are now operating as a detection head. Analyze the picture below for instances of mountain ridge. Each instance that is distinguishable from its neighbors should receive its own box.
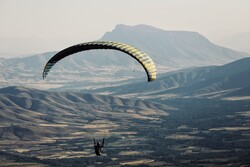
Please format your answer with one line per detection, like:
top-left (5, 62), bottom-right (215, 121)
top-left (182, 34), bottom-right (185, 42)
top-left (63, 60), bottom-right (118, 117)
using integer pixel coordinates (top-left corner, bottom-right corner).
top-left (89, 57), bottom-right (250, 99)
top-left (0, 24), bottom-right (249, 90)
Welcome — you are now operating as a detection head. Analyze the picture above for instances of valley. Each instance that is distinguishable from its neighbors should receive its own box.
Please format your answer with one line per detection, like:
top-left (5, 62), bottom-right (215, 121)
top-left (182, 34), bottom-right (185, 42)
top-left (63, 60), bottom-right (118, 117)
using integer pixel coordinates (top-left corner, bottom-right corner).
top-left (0, 87), bottom-right (250, 166)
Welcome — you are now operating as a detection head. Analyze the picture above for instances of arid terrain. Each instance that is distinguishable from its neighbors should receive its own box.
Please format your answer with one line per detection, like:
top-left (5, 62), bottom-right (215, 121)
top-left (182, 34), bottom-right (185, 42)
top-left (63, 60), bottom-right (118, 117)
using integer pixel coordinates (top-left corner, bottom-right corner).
top-left (0, 86), bottom-right (250, 166)
top-left (1, 24), bottom-right (250, 167)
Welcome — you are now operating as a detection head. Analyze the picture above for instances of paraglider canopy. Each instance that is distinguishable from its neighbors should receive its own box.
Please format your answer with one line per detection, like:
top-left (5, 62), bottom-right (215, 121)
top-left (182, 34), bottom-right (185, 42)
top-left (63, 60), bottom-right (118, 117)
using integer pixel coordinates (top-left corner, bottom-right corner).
top-left (43, 41), bottom-right (157, 82)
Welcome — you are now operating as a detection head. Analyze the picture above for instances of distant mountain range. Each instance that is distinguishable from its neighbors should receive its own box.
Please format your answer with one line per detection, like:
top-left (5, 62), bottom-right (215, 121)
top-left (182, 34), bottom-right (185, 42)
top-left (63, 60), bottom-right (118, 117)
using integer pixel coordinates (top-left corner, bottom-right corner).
top-left (89, 57), bottom-right (250, 100)
top-left (0, 24), bottom-right (249, 90)
top-left (102, 24), bottom-right (248, 69)
top-left (217, 31), bottom-right (250, 54)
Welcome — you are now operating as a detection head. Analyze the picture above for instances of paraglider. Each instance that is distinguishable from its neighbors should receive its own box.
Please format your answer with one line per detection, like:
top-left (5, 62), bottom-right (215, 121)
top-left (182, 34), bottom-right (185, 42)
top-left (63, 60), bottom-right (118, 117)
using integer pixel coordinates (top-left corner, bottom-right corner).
top-left (42, 41), bottom-right (157, 82)
top-left (42, 40), bottom-right (157, 156)
top-left (93, 138), bottom-right (105, 156)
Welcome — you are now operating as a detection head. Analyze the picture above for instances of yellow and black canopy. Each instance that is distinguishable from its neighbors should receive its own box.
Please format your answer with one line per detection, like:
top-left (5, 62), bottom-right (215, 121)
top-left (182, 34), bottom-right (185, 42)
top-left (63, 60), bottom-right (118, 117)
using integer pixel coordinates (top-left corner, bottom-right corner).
top-left (43, 41), bottom-right (156, 82)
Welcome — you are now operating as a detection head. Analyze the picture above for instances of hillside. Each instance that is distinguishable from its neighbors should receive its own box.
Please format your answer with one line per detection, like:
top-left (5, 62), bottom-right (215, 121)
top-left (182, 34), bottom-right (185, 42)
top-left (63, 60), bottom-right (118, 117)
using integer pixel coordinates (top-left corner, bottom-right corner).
top-left (0, 86), bottom-right (171, 140)
top-left (94, 57), bottom-right (250, 100)
top-left (0, 86), bottom-right (250, 166)
top-left (0, 24), bottom-right (249, 90)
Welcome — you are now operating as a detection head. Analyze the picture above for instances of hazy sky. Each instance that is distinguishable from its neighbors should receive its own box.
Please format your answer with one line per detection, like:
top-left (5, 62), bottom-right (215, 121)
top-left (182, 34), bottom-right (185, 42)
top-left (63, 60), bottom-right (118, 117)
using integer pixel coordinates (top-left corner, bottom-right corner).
top-left (0, 0), bottom-right (249, 56)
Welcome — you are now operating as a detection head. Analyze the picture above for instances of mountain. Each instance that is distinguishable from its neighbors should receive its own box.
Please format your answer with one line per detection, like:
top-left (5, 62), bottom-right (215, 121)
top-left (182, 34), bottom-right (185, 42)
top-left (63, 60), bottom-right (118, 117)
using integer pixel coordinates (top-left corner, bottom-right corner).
top-left (0, 86), bottom-right (171, 140)
top-left (217, 31), bottom-right (250, 54)
top-left (95, 57), bottom-right (250, 100)
top-left (0, 24), bottom-right (249, 90)
top-left (0, 36), bottom-right (79, 58)
top-left (0, 52), bottom-right (24, 58)
top-left (102, 24), bottom-right (248, 70)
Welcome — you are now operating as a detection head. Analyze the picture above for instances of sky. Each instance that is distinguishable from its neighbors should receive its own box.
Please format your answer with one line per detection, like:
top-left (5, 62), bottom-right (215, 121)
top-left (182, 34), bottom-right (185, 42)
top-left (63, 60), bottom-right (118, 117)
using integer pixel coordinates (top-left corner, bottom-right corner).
top-left (0, 0), bottom-right (249, 57)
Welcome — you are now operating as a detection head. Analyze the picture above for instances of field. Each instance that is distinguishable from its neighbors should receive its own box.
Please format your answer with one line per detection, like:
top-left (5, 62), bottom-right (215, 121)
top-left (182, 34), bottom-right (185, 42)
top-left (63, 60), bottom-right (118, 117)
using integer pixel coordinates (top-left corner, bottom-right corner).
top-left (1, 94), bottom-right (250, 166)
